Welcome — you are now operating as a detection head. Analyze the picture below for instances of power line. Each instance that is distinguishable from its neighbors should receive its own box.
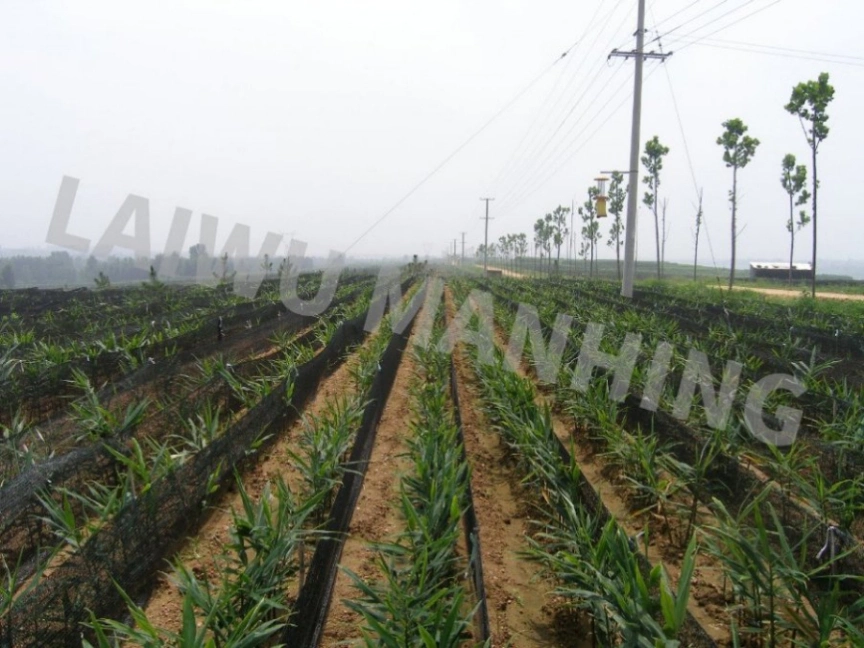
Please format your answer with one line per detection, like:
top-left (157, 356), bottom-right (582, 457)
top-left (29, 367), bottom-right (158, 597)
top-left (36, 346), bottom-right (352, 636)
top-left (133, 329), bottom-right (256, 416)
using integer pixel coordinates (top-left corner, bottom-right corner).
top-left (661, 60), bottom-right (721, 275)
top-left (663, 0), bottom-right (785, 52)
top-left (651, 0), bottom-right (737, 42)
top-left (694, 37), bottom-right (864, 61)
top-left (486, 0), bottom-right (610, 194)
top-left (666, 36), bottom-right (864, 67)
top-left (495, 5), bottom-right (641, 210)
top-left (496, 66), bottom-right (635, 216)
top-left (341, 39), bottom-right (578, 255)
top-left (492, 0), bottom-right (634, 199)
top-left (652, 0), bottom-right (709, 29)
top-left (498, 64), bottom-right (665, 221)
top-left (495, 62), bottom-right (628, 209)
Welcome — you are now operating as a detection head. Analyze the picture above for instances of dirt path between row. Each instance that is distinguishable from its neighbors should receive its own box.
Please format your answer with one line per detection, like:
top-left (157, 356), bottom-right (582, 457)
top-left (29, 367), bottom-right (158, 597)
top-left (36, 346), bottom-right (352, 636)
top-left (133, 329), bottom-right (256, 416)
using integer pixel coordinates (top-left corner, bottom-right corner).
top-left (480, 265), bottom-right (526, 279)
top-left (142, 332), bottom-right (370, 632)
top-left (728, 286), bottom-right (864, 301)
top-left (318, 333), bottom-right (419, 645)
top-left (447, 286), bottom-right (587, 648)
top-left (473, 291), bottom-right (730, 646)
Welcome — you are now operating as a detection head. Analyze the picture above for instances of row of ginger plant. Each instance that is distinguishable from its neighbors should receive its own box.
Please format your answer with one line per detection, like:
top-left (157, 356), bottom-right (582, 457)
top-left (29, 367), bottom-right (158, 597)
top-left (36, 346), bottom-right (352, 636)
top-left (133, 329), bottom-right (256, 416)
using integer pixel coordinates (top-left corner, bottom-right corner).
top-left (0, 275), bottom-right (377, 485)
top-left (497, 276), bottom-right (864, 469)
top-left (456, 303), bottom-right (700, 648)
top-left (452, 278), bottom-right (864, 646)
top-left (481, 276), bottom-right (864, 534)
top-left (344, 329), bottom-right (479, 647)
top-left (72, 283), bottom-right (413, 646)
top-left (0, 276), bottom-right (409, 640)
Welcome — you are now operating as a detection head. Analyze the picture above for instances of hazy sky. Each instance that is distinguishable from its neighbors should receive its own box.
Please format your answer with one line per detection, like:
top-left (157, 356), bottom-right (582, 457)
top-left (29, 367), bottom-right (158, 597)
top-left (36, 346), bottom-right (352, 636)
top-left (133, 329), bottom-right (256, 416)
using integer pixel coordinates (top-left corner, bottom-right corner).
top-left (1, 0), bottom-right (861, 269)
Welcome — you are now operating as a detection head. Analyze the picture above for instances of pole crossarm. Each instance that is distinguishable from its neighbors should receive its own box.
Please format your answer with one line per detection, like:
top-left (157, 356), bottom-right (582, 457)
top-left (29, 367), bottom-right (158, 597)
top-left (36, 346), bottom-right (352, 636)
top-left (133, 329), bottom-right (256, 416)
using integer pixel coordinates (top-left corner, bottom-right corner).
top-left (609, 49), bottom-right (673, 61)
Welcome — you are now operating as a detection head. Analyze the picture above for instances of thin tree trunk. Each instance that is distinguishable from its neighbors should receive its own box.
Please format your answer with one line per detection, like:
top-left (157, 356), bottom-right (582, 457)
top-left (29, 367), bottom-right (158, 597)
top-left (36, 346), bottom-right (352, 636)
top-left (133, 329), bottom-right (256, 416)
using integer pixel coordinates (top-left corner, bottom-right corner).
top-left (811, 142), bottom-right (818, 298)
top-left (616, 233), bottom-right (621, 280)
top-left (729, 167), bottom-right (738, 291)
top-left (653, 176), bottom-right (661, 280)
top-left (788, 193), bottom-right (795, 285)
top-left (693, 190), bottom-right (702, 282)
top-left (661, 199), bottom-right (667, 278)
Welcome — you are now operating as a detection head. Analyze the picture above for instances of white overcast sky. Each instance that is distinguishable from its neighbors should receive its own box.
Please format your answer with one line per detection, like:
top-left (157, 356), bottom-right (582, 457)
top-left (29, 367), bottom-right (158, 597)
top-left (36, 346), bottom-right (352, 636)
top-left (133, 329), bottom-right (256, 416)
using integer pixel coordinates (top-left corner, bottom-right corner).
top-left (1, 0), bottom-right (861, 268)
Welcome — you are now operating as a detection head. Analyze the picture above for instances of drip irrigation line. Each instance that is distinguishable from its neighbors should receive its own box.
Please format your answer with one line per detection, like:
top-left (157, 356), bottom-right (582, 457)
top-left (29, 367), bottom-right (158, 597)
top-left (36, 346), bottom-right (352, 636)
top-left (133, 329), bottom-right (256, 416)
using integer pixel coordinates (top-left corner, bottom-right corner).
top-left (283, 287), bottom-right (426, 648)
top-left (449, 358), bottom-right (491, 643)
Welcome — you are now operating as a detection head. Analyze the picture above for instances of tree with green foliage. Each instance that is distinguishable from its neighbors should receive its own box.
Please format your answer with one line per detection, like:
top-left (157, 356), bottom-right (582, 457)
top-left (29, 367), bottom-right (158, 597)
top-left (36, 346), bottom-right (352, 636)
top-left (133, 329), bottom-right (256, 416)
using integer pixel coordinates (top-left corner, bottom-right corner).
top-left (785, 72), bottom-right (834, 297)
top-left (717, 118), bottom-right (760, 290)
top-left (1, 264), bottom-right (14, 289)
top-left (533, 217), bottom-right (552, 275)
top-left (642, 136), bottom-right (670, 280)
top-left (606, 171), bottom-right (627, 280)
top-left (780, 154), bottom-right (811, 284)
top-left (94, 271), bottom-right (111, 289)
top-left (260, 253), bottom-right (273, 280)
top-left (513, 233), bottom-right (528, 274)
top-left (549, 205), bottom-right (570, 272)
top-left (578, 187), bottom-right (601, 277)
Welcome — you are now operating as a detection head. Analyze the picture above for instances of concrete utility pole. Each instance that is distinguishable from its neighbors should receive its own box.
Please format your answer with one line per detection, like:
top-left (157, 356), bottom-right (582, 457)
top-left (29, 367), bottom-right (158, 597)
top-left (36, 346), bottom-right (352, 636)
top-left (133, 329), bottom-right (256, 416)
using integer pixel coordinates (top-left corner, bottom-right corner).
top-left (479, 197), bottom-right (494, 273)
top-left (461, 232), bottom-right (466, 266)
top-left (610, 0), bottom-right (671, 298)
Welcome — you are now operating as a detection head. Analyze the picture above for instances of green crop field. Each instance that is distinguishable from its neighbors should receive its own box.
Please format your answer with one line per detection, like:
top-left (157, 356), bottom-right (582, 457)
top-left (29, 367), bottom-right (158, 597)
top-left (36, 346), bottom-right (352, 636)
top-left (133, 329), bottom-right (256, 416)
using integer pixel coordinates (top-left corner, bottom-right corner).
top-left (2, 267), bottom-right (863, 647)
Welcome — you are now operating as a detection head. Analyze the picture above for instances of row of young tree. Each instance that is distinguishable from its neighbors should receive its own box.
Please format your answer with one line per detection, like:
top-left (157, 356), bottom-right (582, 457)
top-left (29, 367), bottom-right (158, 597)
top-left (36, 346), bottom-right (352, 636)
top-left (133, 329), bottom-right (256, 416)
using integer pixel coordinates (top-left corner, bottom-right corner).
top-left (478, 72), bottom-right (834, 295)
top-left (647, 72), bottom-right (834, 294)
top-left (477, 170), bottom-right (629, 279)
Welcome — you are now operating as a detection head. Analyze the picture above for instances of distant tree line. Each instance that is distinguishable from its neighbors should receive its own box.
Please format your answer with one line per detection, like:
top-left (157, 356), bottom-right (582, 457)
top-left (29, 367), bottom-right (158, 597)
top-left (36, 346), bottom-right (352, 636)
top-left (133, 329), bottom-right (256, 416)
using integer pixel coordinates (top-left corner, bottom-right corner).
top-left (0, 244), bottom-right (310, 289)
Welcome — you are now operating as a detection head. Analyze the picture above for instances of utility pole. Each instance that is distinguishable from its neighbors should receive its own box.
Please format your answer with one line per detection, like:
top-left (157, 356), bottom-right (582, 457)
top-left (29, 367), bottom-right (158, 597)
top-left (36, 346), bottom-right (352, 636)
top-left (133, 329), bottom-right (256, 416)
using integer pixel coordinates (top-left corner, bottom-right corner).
top-left (460, 232), bottom-right (466, 266)
top-left (479, 197), bottom-right (494, 273)
top-left (610, 0), bottom-right (671, 298)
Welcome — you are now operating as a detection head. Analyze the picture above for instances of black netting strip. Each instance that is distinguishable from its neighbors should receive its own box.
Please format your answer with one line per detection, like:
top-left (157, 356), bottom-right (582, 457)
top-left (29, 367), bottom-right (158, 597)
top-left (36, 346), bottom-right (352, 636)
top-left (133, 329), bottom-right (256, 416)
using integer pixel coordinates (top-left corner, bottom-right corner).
top-left (0, 306), bottom-right (325, 573)
top-left (449, 359), bottom-right (491, 643)
top-left (0, 272), bottom-right (372, 425)
top-left (1, 311), bottom-right (370, 648)
top-left (281, 287), bottom-right (424, 648)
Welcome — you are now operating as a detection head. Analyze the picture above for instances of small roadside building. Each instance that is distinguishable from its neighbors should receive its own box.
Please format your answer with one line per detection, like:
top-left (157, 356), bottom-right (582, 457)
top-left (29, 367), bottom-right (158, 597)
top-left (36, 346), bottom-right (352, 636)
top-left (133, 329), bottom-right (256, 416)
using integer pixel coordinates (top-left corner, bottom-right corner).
top-left (749, 262), bottom-right (813, 280)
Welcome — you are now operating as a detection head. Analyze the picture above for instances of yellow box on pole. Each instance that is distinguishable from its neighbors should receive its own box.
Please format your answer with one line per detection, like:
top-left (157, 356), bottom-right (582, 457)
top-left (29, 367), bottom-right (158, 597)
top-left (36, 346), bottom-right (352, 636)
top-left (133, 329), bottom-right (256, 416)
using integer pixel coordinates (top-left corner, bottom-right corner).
top-left (596, 195), bottom-right (608, 218)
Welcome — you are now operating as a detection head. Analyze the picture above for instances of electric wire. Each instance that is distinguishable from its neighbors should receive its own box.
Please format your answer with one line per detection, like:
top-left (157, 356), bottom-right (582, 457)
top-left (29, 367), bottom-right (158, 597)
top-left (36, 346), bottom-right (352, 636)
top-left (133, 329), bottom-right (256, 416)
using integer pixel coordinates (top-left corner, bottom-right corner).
top-left (495, 3), bottom-right (639, 210)
top-left (692, 37), bottom-right (864, 61)
top-left (652, 0), bottom-right (709, 29)
top-left (651, 11), bottom-right (722, 277)
top-left (650, 0), bottom-right (741, 43)
top-left (340, 38), bottom-right (579, 255)
top-left (496, 64), bottom-right (661, 223)
top-left (492, 0), bottom-right (633, 200)
top-left (666, 36), bottom-right (864, 67)
top-left (486, 0), bottom-right (609, 194)
top-left (661, 0), bottom-right (785, 52)
top-left (495, 61), bottom-right (628, 209)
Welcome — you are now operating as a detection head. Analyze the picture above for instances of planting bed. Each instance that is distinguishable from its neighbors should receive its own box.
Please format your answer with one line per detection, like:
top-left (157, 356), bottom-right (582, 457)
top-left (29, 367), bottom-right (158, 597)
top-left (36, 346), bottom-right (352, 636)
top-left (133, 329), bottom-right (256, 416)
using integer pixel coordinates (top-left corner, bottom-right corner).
top-left (2, 269), bottom-right (862, 647)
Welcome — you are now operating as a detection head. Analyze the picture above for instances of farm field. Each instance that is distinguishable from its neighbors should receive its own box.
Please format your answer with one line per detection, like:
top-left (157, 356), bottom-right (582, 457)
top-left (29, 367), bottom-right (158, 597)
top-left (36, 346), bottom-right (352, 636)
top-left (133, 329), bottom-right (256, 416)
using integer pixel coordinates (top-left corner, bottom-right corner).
top-left (1, 268), bottom-right (864, 647)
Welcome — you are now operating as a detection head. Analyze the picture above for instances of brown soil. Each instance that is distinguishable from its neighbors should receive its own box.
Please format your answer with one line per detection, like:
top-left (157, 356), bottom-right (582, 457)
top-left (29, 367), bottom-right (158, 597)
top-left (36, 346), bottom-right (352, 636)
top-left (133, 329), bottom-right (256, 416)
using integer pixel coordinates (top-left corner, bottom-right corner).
top-left (318, 333), bottom-right (419, 645)
top-left (141, 335), bottom-right (369, 633)
top-left (447, 286), bottom-right (591, 648)
top-left (476, 291), bottom-right (731, 646)
top-left (482, 265), bottom-right (526, 279)
top-left (5, 317), bottom-right (323, 598)
top-left (728, 286), bottom-right (864, 302)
